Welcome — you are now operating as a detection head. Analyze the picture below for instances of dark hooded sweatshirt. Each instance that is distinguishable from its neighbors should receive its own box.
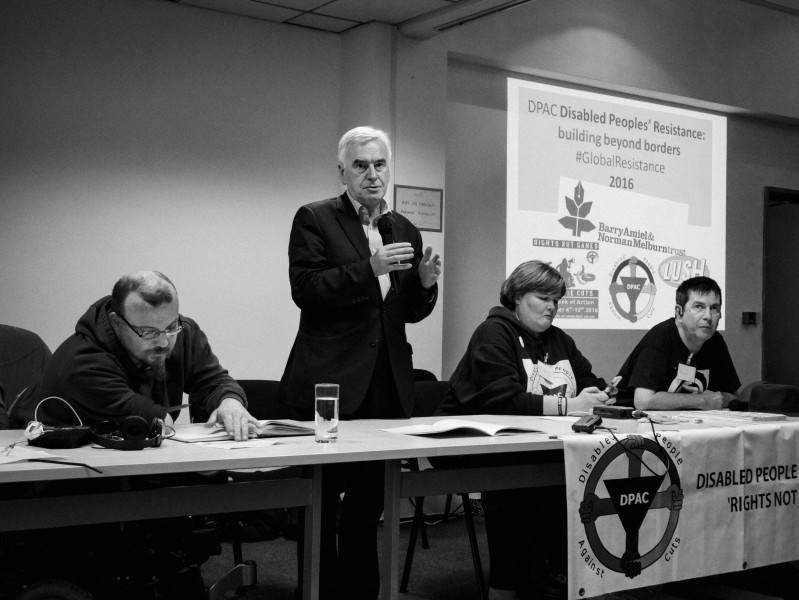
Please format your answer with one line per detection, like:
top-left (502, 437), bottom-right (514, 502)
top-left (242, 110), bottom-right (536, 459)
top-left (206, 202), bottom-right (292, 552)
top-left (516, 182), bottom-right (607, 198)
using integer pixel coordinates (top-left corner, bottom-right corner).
top-left (11, 296), bottom-right (246, 427)
top-left (437, 306), bottom-right (605, 416)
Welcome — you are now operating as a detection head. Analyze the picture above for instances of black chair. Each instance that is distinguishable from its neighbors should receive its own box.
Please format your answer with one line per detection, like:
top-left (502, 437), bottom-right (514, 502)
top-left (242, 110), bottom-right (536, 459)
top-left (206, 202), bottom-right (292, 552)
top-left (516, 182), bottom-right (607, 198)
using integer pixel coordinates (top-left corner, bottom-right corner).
top-left (0, 324), bottom-right (52, 427)
top-left (189, 379), bottom-right (300, 424)
top-left (237, 379), bottom-right (301, 420)
top-left (191, 380), bottom-right (303, 566)
top-left (734, 380), bottom-right (799, 415)
top-left (413, 368), bottom-right (438, 382)
top-left (400, 379), bottom-right (488, 600)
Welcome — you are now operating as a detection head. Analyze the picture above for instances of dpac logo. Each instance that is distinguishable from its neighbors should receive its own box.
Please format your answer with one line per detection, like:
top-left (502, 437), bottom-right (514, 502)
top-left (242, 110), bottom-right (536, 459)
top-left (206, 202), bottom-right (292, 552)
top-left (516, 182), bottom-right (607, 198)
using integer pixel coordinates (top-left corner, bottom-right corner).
top-left (559, 181), bottom-right (595, 238)
top-left (579, 435), bottom-right (683, 579)
top-left (608, 256), bottom-right (656, 323)
top-left (542, 383), bottom-right (568, 396)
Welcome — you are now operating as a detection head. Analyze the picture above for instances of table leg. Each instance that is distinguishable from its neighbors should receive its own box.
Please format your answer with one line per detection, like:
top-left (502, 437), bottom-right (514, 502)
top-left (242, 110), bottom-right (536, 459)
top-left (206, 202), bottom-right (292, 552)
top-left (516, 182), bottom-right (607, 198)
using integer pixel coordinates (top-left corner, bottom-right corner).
top-left (381, 459), bottom-right (401, 600)
top-left (303, 465), bottom-right (323, 600)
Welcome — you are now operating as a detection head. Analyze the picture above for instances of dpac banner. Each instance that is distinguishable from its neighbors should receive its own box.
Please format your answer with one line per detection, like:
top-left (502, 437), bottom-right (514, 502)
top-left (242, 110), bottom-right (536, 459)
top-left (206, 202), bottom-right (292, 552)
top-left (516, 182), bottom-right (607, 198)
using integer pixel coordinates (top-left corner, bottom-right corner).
top-left (563, 423), bottom-right (799, 598)
top-left (507, 78), bottom-right (727, 329)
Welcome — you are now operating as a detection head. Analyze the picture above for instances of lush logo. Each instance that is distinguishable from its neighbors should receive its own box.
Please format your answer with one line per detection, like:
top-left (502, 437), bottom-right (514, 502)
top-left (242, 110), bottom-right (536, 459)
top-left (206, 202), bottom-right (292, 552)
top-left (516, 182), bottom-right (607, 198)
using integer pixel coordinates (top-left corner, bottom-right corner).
top-left (658, 256), bottom-right (708, 288)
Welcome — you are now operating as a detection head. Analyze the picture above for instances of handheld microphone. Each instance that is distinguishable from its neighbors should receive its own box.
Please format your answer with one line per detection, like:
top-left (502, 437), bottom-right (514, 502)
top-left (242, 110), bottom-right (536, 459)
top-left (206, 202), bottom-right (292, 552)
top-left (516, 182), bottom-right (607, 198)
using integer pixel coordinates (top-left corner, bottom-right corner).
top-left (376, 214), bottom-right (399, 294)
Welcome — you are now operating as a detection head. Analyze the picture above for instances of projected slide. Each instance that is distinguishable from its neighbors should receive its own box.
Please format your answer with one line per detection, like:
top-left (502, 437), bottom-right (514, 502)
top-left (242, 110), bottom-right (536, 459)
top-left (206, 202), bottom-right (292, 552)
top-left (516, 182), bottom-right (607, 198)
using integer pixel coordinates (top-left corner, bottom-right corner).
top-left (507, 79), bottom-right (727, 330)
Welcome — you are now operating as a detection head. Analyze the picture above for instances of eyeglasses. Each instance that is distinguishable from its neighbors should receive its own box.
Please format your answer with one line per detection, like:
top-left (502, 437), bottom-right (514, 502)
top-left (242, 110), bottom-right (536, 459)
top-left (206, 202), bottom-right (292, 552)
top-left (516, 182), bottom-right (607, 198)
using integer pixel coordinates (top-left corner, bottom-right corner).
top-left (116, 313), bottom-right (183, 340)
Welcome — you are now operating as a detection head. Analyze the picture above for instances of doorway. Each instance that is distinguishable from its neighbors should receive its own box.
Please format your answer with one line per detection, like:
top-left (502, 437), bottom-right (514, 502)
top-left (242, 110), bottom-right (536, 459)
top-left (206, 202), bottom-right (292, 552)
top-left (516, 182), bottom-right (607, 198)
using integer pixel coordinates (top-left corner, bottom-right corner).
top-left (763, 187), bottom-right (799, 386)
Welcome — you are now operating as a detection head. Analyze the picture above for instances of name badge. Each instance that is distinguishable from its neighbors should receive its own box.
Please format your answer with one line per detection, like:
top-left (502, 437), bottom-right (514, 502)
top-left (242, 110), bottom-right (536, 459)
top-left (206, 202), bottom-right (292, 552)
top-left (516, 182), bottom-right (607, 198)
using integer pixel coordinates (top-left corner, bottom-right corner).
top-left (677, 363), bottom-right (696, 382)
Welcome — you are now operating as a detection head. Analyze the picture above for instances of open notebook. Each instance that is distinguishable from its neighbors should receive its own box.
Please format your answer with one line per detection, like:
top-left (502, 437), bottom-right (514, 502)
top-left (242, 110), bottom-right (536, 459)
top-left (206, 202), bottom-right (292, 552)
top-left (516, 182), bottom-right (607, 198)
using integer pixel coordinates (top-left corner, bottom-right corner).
top-left (171, 420), bottom-right (314, 443)
top-left (383, 418), bottom-right (542, 437)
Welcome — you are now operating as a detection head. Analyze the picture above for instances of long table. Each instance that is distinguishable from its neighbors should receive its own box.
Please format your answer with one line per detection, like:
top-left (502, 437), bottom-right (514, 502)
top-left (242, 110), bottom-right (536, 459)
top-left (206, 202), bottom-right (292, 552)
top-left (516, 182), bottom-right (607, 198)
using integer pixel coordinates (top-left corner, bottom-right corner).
top-left (0, 430), bottom-right (323, 600)
top-left (375, 415), bottom-right (566, 598)
top-left (1, 421), bottom-right (498, 599)
top-left (2, 415), bottom-right (792, 600)
top-left (0, 417), bottom-right (572, 599)
top-left (378, 414), bottom-right (799, 599)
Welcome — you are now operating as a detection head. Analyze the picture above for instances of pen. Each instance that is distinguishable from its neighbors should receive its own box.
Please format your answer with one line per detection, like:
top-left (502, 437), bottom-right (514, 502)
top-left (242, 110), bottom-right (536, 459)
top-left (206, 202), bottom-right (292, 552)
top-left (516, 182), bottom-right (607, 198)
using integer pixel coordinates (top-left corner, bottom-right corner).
top-left (601, 375), bottom-right (622, 404)
top-left (603, 375), bottom-right (622, 394)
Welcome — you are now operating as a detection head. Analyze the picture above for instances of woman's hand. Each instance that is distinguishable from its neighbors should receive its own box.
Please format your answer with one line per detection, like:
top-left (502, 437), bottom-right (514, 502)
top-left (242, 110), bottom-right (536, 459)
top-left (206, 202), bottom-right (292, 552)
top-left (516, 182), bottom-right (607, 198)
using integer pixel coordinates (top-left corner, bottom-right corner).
top-left (568, 386), bottom-right (610, 413)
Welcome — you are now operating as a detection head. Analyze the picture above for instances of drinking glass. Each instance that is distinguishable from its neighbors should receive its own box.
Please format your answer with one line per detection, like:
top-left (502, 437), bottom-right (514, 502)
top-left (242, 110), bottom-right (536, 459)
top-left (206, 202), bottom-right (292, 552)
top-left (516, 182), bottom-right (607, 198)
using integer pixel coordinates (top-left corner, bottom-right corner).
top-left (314, 383), bottom-right (339, 443)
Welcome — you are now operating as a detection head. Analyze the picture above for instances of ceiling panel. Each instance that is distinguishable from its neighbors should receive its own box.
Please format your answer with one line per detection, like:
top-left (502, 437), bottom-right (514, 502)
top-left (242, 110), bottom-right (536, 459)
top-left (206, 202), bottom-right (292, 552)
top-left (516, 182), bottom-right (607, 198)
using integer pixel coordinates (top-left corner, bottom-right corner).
top-left (268, 0), bottom-right (333, 10)
top-left (183, 0), bottom-right (302, 22)
top-left (316, 0), bottom-right (457, 23)
top-left (173, 0), bottom-right (468, 32)
top-left (768, 0), bottom-right (799, 9)
top-left (738, 0), bottom-right (799, 14)
top-left (288, 11), bottom-right (362, 32)
top-left (173, 0), bottom-right (799, 35)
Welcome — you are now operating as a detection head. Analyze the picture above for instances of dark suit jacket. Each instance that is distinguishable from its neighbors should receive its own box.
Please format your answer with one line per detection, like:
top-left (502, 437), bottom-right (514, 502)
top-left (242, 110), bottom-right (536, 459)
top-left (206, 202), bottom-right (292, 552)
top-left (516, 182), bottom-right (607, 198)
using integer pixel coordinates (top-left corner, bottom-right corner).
top-left (280, 193), bottom-right (437, 416)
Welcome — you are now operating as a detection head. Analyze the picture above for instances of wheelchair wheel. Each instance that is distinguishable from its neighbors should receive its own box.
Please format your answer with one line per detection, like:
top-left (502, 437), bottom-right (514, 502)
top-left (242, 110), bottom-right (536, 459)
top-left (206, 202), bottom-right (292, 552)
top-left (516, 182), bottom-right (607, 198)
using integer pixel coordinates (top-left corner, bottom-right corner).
top-left (15, 579), bottom-right (94, 600)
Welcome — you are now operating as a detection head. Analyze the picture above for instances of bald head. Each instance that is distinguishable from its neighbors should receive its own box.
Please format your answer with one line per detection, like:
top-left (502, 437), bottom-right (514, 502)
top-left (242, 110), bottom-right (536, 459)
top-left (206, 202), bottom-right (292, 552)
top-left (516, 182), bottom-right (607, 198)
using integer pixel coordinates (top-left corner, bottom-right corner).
top-left (111, 271), bottom-right (178, 317)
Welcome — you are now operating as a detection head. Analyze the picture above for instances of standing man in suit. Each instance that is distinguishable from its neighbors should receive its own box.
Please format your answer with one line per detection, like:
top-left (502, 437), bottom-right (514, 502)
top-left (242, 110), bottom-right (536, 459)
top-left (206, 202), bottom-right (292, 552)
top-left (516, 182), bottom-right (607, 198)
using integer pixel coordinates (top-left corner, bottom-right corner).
top-left (281, 126), bottom-right (441, 599)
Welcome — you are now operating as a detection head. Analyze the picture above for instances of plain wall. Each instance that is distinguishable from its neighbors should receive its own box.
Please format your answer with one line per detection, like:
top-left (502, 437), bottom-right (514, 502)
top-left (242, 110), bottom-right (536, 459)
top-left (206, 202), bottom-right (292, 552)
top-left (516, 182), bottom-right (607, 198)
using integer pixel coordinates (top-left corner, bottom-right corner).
top-left (442, 59), bottom-right (799, 383)
top-left (393, 0), bottom-right (799, 383)
top-left (0, 1), bottom-right (446, 381)
top-left (4, 0), bottom-right (799, 389)
top-left (0, 0), bottom-right (343, 380)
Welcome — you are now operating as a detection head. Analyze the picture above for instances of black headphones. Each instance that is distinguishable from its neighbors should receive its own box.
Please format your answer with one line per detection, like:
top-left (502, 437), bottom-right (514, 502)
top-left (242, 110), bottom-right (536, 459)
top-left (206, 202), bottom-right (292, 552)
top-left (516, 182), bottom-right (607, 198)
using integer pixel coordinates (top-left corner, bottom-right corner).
top-left (89, 416), bottom-right (165, 451)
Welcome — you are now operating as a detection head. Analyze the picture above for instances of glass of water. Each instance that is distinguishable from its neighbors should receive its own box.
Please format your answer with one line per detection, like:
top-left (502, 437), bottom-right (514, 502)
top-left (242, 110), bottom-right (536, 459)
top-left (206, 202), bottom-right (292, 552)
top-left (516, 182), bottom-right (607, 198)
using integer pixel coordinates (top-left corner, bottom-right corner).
top-left (314, 383), bottom-right (339, 443)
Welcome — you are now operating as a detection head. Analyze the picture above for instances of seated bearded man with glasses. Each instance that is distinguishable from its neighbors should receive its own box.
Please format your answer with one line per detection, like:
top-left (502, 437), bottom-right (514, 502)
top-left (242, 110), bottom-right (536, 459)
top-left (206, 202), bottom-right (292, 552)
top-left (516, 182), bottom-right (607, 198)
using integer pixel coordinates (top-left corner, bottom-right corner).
top-left (11, 270), bottom-right (257, 440)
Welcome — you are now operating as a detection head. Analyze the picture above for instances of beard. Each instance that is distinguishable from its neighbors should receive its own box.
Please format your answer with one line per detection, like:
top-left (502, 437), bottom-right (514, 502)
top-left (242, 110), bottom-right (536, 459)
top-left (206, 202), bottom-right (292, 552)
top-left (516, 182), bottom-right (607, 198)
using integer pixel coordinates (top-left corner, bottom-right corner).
top-left (152, 359), bottom-right (167, 380)
top-left (144, 349), bottom-right (170, 379)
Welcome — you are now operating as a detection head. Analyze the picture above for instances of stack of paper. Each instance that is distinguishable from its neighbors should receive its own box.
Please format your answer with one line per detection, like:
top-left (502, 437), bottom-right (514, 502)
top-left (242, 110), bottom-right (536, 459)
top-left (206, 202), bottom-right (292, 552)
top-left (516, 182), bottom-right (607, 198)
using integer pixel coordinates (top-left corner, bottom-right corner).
top-left (171, 420), bottom-right (314, 443)
top-left (678, 410), bottom-right (786, 423)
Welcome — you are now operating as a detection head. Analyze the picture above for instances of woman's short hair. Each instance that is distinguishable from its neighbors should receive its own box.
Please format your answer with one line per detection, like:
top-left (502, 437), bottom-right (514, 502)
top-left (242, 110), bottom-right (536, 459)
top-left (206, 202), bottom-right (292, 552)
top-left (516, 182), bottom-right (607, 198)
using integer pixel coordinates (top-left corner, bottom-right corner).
top-left (499, 260), bottom-right (566, 310)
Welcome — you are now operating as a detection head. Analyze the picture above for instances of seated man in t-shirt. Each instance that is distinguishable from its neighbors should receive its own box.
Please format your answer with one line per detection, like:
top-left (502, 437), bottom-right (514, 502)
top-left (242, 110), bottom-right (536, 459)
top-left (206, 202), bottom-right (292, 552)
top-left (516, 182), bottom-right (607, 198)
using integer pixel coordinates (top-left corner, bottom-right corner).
top-left (617, 276), bottom-right (741, 410)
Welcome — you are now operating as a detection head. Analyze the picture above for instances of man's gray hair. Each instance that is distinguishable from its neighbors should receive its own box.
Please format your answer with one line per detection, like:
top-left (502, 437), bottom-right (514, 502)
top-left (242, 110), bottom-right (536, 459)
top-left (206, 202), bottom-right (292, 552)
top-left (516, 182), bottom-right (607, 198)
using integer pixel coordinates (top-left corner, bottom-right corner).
top-left (337, 126), bottom-right (392, 165)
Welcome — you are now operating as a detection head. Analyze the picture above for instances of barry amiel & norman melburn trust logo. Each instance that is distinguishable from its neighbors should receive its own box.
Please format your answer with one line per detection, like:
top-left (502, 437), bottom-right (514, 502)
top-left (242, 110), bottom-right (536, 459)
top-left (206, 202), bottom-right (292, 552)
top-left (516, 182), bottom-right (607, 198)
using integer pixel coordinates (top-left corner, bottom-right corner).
top-left (559, 181), bottom-right (596, 238)
top-left (576, 434), bottom-right (683, 583)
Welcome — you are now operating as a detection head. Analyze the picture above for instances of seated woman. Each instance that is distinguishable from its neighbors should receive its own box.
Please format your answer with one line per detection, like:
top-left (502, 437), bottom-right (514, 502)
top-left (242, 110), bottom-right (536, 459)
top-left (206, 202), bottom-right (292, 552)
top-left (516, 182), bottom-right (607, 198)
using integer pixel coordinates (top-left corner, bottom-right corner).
top-left (436, 260), bottom-right (611, 600)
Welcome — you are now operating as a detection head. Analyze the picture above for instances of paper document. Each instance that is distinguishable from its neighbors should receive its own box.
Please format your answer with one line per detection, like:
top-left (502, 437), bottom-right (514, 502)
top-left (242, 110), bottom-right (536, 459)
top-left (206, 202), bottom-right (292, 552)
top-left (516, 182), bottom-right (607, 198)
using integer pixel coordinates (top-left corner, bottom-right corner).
top-left (0, 445), bottom-right (68, 465)
top-left (171, 420), bottom-right (314, 443)
top-left (678, 410), bottom-right (787, 423)
top-left (383, 418), bottom-right (542, 437)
